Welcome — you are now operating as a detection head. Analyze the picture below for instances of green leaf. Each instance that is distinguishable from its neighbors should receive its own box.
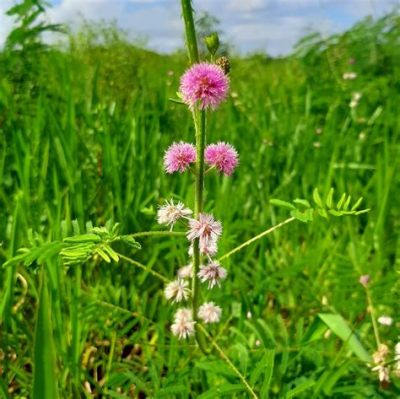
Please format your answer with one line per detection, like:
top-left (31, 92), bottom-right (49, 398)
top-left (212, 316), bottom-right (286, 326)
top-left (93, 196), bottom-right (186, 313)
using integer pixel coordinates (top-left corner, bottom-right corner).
top-left (318, 313), bottom-right (371, 362)
top-left (293, 199), bottom-right (311, 208)
top-left (63, 233), bottom-right (101, 243)
top-left (269, 199), bottom-right (296, 210)
top-left (351, 197), bottom-right (363, 211)
top-left (250, 350), bottom-right (275, 398)
top-left (325, 188), bottom-right (334, 209)
top-left (155, 385), bottom-right (189, 398)
top-left (285, 379), bottom-right (316, 399)
top-left (32, 270), bottom-right (59, 399)
top-left (336, 193), bottom-right (346, 210)
top-left (290, 209), bottom-right (313, 223)
top-left (312, 188), bottom-right (324, 208)
top-left (197, 384), bottom-right (245, 398)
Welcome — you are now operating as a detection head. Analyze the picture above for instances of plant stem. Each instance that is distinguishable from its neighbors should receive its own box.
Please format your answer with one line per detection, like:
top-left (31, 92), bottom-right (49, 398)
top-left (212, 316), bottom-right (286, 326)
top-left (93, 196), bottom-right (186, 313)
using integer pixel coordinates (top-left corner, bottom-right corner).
top-left (192, 110), bottom-right (209, 353)
top-left (198, 324), bottom-right (259, 399)
top-left (218, 217), bottom-right (295, 261)
top-left (117, 253), bottom-right (169, 283)
top-left (180, 0), bottom-right (199, 64)
top-left (180, 0), bottom-right (209, 354)
top-left (130, 231), bottom-right (185, 238)
top-left (365, 286), bottom-right (381, 347)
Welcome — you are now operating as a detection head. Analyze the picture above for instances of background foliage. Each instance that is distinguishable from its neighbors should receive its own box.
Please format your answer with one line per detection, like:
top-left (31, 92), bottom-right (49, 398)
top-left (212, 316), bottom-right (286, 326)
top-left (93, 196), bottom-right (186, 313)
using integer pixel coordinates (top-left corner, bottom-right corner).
top-left (0, 2), bottom-right (399, 397)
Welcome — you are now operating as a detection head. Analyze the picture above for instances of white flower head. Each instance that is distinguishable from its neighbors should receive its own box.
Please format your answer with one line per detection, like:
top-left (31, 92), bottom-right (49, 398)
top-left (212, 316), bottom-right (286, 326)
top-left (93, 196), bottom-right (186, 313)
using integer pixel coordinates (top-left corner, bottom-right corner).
top-left (164, 279), bottom-right (190, 303)
top-left (188, 237), bottom-right (218, 257)
top-left (197, 261), bottom-right (227, 289)
top-left (342, 72), bottom-right (357, 80)
top-left (371, 365), bottom-right (390, 383)
top-left (187, 213), bottom-right (222, 251)
top-left (378, 315), bottom-right (393, 326)
top-left (157, 200), bottom-right (192, 228)
top-left (177, 264), bottom-right (193, 279)
top-left (171, 308), bottom-right (195, 339)
top-left (198, 302), bottom-right (222, 324)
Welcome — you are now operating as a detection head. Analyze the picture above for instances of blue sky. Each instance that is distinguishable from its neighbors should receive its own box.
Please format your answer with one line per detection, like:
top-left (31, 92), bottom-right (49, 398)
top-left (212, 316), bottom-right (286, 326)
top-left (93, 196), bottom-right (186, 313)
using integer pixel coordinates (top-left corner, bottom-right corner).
top-left (1, 0), bottom-right (399, 55)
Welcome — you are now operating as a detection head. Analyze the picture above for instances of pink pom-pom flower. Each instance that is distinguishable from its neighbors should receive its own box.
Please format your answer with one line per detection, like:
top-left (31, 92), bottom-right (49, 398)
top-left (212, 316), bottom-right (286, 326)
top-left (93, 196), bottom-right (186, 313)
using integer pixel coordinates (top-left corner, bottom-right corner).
top-left (205, 142), bottom-right (239, 176)
top-left (180, 63), bottom-right (229, 110)
top-left (164, 142), bottom-right (196, 173)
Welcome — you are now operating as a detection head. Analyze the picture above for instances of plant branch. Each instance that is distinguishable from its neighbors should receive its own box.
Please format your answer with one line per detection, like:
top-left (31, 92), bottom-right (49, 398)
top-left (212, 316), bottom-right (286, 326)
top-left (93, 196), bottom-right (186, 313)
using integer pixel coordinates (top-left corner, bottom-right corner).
top-left (218, 217), bottom-right (295, 262)
top-left (198, 324), bottom-right (259, 398)
top-left (130, 231), bottom-right (185, 238)
top-left (117, 253), bottom-right (169, 283)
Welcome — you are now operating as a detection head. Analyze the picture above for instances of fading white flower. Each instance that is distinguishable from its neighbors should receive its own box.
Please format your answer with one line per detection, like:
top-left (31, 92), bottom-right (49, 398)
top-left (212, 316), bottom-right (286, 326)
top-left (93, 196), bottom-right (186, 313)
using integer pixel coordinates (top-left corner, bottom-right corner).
top-left (371, 365), bottom-right (390, 383)
top-left (187, 213), bottom-right (222, 251)
top-left (378, 316), bottom-right (393, 326)
top-left (188, 236), bottom-right (218, 257)
top-left (342, 72), bottom-right (357, 80)
top-left (198, 302), bottom-right (222, 323)
top-left (373, 343), bottom-right (389, 365)
top-left (394, 343), bottom-right (400, 377)
top-left (197, 261), bottom-right (227, 289)
top-left (164, 279), bottom-right (190, 303)
top-left (157, 200), bottom-right (192, 228)
top-left (359, 274), bottom-right (370, 287)
top-left (171, 308), bottom-right (195, 339)
top-left (349, 92), bottom-right (362, 108)
top-left (177, 264), bottom-right (193, 279)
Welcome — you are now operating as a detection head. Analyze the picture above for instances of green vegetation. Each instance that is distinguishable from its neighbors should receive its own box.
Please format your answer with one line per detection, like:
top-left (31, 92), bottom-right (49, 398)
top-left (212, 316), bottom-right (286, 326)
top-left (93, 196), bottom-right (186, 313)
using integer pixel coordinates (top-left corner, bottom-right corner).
top-left (0, 1), bottom-right (399, 397)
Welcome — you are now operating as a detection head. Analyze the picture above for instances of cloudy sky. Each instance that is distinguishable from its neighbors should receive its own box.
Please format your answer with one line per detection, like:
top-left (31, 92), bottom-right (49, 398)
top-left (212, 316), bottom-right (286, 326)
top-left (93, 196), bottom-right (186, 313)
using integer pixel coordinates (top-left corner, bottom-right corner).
top-left (0, 0), bottom-right (399, 55)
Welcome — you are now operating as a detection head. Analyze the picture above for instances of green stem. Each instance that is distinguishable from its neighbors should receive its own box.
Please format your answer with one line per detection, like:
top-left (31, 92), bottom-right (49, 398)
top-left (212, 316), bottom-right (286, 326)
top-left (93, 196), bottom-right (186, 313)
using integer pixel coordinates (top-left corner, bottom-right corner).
top-left (365, 286), bottom-right (381, 347)
top-left (180, 0), bottom-right (199, 63)
top-left (130, 231), bottom-right (185, 238)
top-left (198, 325), bottom-right (259, 398)
top-left (180, 0), bottom-right (209, 354)
top-left (192, 110), bottom-right (209, 353)
top-left (218, 217), bottom-right (295, 262)
top-left (117, 253), bottom-right (169, 283)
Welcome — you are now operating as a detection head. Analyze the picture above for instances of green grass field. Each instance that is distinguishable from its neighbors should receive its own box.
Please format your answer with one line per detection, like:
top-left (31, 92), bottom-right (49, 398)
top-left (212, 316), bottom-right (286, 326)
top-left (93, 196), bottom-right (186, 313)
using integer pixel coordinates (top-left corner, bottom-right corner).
top-left (0, 2), bottom-right (399, 398)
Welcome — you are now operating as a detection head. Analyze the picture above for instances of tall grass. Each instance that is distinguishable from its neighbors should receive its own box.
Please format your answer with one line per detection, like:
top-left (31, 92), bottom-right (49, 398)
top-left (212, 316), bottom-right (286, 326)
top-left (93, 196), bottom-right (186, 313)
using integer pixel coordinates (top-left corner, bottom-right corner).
top-left (0, 6), bottom-right (399, 397)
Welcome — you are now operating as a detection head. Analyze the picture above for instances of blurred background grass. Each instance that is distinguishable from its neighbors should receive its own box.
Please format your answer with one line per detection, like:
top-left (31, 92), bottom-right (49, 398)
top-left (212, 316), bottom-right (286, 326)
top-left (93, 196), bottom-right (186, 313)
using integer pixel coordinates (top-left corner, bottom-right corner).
top-left (0, 2), bottom-right (399, 397)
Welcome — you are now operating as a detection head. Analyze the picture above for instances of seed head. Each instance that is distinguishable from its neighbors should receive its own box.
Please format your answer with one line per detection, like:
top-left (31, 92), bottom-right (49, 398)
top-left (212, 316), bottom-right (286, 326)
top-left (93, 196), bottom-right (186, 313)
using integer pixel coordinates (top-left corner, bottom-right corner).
top-left (164, 279), bottom-right (190, 303)
top-left (198, 261), bottom-right (227, 288)
top-left (198, 302), bottom-right (222, 323)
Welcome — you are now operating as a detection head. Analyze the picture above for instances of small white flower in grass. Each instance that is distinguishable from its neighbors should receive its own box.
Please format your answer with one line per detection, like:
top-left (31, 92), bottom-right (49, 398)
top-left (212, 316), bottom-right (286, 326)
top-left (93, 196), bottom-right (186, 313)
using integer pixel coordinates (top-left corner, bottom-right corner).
top-left (157, 200), bottom-right (192, 228)
top-left (198, 302), bottom-right (222, 323)
top-left (197, 261), bottom-right (227, 289)
top-left (177, 264), bottom-right (193, 279)
top-left (342, 72), bottom-right (357, 80)
top-left (171, 308), bottom-right (195, 339)
top-left (394, 343), bottom-right (400, 377)
top-left (164, 279), bottom-right (190, 303)
top-left (378, 315), bottom-right (393, 326)
top-left (371, 365), bottom-right (390, 383)
top-left (359, 274), bottom-right (370, 287)
top-left (187, 213), bottom-right (222, 251)
top-left (373, 343), bottom-right (389, 364)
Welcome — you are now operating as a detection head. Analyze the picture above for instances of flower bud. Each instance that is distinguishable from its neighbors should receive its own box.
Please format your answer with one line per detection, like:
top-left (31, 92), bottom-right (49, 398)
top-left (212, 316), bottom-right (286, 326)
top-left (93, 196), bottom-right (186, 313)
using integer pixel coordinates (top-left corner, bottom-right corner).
top-left (204, 32), bottom-right (220, 55)
top-left (216, 56), bottom-right (230, 75)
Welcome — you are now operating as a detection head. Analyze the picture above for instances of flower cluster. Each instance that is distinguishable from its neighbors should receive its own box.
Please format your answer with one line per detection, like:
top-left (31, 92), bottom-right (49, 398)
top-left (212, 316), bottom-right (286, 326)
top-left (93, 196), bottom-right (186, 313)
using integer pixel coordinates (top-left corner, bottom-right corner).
top-left (164, 142), bottom-right (239, 176)
top-left (157, 200), bottom-right (227, 338)
top-left (157, 63), bottom-right (238, 339)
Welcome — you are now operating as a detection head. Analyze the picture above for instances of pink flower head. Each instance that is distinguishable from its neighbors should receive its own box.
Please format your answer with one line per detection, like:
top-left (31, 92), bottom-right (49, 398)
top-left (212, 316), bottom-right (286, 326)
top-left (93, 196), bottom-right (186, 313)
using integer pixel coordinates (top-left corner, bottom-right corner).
top-left (198, 261), bottom-right (227, 288)
top-left (164, 142), bottom-right (196, 173)
top-left (205, 142), bottom-right (239, 176)
top-left (187, 213), bottom-right (222, 251)
top-left (180, 63), bottom-right (229, 110)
